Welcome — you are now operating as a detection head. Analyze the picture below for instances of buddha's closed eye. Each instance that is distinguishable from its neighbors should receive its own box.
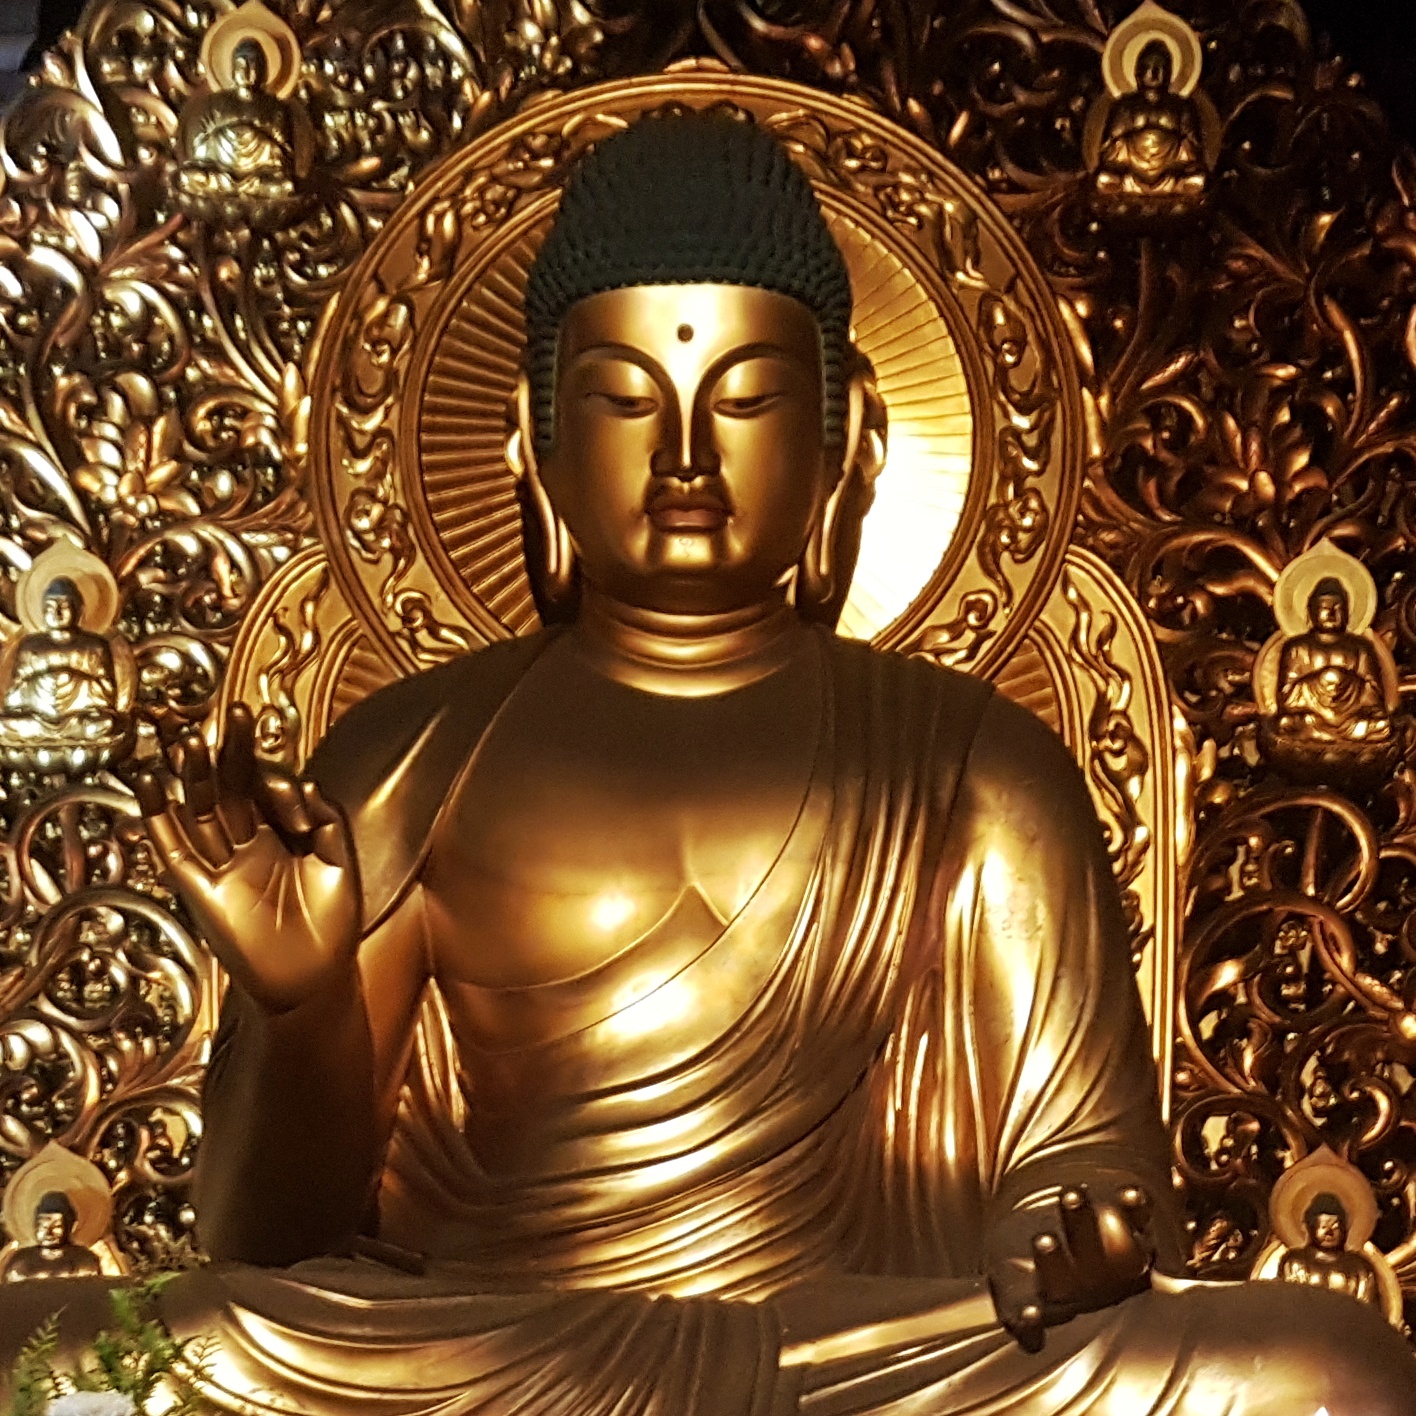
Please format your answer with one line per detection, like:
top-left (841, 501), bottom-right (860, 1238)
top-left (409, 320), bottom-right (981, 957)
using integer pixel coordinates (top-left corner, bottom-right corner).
top-left (713, 392), bottom-right (785, 417)
top-left (586, 390), bottom-right (659, 416)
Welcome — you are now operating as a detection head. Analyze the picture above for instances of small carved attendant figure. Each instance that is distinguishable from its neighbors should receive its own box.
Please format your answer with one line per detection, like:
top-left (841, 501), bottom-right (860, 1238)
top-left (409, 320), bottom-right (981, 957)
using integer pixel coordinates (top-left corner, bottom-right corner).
top-left (0, 549), bottom-right (133, 774)
top-left (1275, 579), bottom-right (1393, 744)
top-left (3, 1192), bottom-right (102, 1283)
top-left (1254, 1145), bottom-right (1405, 1329)
top-left (1089, 3), bottom-right (1212, 221)
top-left (0, 1141), bottom-right (116, 1283)
top-left (1254, 541), bottom-right (1403, 785)
top-left (175, 1), bottom-right (310, 230)
top-left (1277, 1194), bottom-right (1380, 1307)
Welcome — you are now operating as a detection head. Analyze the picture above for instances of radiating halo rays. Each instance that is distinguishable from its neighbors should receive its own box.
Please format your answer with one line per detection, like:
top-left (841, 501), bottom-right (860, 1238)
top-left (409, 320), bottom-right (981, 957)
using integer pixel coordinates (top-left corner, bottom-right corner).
top-left (414, 198), bottom-right (974, 645)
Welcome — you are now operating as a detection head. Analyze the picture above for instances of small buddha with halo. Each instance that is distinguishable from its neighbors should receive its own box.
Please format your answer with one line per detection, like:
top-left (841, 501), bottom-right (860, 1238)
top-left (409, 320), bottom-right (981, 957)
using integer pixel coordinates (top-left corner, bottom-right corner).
top-left (1093, 39), bottom-right (1208, 218)
top-left (0, 575), bottom-right (129, 774)
top-left (7, 111), bottom-right (1408, 1415)
top-left (1255, 546), bottom-right (1404, 786)
top-left (1278, 1193), bottom-right (1381, 1308)
top-left (2, 1192), bottom-right (101, 1284)
top-left (175, 33), bottom-right (309, 230)
top-left (1274, 577), bottom-right (1394, 746)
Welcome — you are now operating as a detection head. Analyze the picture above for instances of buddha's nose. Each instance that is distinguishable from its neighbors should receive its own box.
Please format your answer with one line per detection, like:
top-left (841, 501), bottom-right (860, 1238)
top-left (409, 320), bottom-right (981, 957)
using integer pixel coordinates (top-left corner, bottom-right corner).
top-left (650, 434), bottom-right (721, 483)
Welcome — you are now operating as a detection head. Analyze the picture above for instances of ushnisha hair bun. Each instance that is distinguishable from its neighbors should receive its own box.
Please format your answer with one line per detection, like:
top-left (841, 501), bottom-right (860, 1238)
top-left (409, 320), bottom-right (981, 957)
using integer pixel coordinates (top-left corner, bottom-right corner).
top-left (522, 110), bottom-right (853, 452)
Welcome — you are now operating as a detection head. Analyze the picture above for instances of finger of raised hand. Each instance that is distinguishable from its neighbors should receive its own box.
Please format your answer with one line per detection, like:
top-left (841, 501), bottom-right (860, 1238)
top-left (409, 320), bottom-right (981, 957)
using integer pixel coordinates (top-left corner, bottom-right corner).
top-left (1031, 1230), bottom-right (1075, 1306)
top-left (302, 781), bottom-right (353, 872)
top-left (216, 703), bottom-right (260, 846)
top-left (173, 732), bottom-right (233, 868)
top-left (1059, 1187), bottom-right (1107, 1279)
top-left (253, 767), bottom-right (314, 842)
top-left (133, 766), bottom-right (170, 821)
top-left (137, 771), bottom-right (220, 900)
top-left (1117, 1184), bottom-right (1152, 1236)
top-left (987, 1260), bottom-right (1046, 1355)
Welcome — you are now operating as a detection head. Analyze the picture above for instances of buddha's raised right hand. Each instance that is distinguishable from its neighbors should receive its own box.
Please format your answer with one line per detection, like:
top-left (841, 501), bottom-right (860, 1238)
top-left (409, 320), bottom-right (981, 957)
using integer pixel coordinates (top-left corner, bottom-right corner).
top-left (135, 704), bottom-right (361, 1014)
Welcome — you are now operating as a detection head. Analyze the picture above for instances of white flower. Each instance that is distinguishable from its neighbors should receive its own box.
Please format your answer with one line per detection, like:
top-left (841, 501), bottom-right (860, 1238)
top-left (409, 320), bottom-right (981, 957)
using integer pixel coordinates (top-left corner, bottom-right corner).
top-left (47, 1394), bottom-right (137, 1416)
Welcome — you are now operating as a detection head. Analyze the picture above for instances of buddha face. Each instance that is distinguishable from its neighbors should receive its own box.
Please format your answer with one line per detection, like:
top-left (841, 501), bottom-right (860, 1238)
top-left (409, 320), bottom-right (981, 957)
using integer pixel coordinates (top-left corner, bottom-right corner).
top-left (1136, 41), bottom-right (1174, 95)
top-left (1309, 1208), bottom-right (1346, 1252)
top-left (33, 1203), bottom-right (71, 1248)
top-left (231, 40), bottom-right (267, 94)
top-left (536, 284), bottom-right (840, 616)
top-left (41, 583), bottom-right (80, 632)
top-left (1309, 586), bottom-right (1349, 634)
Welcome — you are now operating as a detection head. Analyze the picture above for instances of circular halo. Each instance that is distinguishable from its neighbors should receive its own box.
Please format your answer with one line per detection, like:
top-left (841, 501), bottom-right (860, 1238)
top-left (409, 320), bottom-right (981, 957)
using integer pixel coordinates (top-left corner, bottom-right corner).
top-left (1102, 1), bottom-right (1203, 99)
top-left (412, 196), bottom-right (973, 645)
top-left (17, 541), bottom-right (120, 637)
top-left (313, 73), bottom-right (1082, 682)
top-left (1273, 539), bottom-right (1378, 638)
top-left (201, 0), bottom-right (302, 100)
top-left (1269, 1144), bottom-right (1379, 1251)
top-left (3, 1141), bottom-right (113, 1248)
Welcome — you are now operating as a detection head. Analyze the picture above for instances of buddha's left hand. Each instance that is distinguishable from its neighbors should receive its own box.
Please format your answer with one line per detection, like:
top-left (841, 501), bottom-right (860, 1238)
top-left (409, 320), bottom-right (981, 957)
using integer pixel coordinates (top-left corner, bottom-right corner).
top-left (986, 1184), bottom-right (1154, 1354)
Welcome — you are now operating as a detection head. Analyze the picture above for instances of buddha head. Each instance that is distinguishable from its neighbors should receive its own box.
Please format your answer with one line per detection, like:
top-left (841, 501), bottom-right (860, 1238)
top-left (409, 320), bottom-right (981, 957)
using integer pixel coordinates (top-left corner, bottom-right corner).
top-left (230, 39), bottom-right (268, 99)
top-left (1308, 577), bottom-right (1350, 635)
top-left (515, 111), bottom-right (883, 625)
top-left (32, 1190), bottom-right (77, 1248)
top-left (40, 577), bottom-right (82, 634)
top-left (1135, 40), bottom-right (1174, 97)
top-left (1303, 1192), bottom-right (1349, 1252)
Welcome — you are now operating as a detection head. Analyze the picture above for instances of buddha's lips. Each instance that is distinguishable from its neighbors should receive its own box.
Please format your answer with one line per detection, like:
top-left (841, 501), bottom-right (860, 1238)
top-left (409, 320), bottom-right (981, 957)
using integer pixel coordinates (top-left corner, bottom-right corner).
top-left (645, 486), bottom-right (730, 532)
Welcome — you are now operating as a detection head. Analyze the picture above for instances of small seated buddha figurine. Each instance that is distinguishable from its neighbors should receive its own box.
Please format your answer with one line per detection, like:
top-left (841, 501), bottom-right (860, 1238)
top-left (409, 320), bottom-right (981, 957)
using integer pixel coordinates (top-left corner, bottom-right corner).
top-left (3, 1192), bottom-right (101, 1284)
top-left (175, 38), bottom-right (309, 230)
top-left (1278, 1194), bottom-right (1381, 1308)
top-left (0, 576), bottom-right (129, 773)
top-left (1093, 39), bottom-right (1208, 218)
top-left (1274, 578), bottom-right (1394, 745)
top-left (84, 113), bottom-right (1414, 1414)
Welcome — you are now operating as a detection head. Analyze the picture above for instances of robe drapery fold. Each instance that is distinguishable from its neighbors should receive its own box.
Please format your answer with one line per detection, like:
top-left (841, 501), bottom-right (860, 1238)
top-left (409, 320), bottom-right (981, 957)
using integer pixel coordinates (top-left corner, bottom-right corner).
top-left (155, 633), bottom-right (1415, 1414)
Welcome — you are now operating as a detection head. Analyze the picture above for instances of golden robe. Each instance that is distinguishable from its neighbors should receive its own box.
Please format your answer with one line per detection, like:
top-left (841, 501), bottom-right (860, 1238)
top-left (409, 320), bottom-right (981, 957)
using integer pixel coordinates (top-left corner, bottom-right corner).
top-left (4, 632), bottom-right (1411, 1412)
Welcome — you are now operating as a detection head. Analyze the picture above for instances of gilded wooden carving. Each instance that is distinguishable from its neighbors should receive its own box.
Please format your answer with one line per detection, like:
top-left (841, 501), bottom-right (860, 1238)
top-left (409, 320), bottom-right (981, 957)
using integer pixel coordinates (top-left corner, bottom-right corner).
top-left (0, 0), bottom-right (1414, 1338)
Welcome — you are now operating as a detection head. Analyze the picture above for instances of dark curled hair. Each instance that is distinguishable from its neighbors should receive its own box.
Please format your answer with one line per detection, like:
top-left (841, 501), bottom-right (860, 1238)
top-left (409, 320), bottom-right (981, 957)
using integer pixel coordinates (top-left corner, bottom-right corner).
top-left (1303, 1191), bottom-right (1347, 1227)
top-left (35, 1190), bottom-right (76, 1223)
top-left (522, 110), bottom-right (853, 454)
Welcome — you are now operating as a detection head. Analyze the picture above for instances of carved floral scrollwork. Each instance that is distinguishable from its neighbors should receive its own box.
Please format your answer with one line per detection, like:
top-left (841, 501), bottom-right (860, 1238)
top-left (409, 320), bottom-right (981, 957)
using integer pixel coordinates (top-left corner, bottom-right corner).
top-left (2, 0), bottom-right (1416, 1333)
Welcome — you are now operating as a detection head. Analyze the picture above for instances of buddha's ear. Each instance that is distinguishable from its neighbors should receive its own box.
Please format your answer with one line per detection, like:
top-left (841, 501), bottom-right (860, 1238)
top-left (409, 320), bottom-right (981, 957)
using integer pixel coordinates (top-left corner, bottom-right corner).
top-left (509, 371), bottom-right (579, 623)
top-left (797, 352), bottom-right (887, 627)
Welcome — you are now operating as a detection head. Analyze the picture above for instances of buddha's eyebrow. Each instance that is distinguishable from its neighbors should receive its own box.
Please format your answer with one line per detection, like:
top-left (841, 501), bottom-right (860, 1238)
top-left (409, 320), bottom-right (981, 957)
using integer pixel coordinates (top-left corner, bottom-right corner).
top-left (563, 343), bottom-right (661, 373)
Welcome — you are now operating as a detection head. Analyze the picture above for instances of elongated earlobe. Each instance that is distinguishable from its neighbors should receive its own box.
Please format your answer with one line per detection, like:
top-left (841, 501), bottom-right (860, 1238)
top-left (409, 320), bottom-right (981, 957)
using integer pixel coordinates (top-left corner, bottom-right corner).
top-left (509, 373), bottom-right (579, 623)
top-left (796, 356), bottom-right (886, 627)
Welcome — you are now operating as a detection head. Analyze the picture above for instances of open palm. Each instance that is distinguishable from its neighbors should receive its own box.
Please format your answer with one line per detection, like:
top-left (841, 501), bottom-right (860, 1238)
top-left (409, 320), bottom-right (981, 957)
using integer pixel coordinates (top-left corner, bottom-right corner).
top-left (135, 705), bottom-right (361, 1014)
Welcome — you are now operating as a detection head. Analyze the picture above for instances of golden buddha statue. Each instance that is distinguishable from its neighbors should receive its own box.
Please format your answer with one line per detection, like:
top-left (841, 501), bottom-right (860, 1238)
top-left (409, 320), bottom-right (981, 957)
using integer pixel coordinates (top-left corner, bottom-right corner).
top-left (0, 572), bottom-right (131, 774)
top-left (1274, 579), bottom-right (1394, 744)
top-left (1091, 7), bottom-right (1210, 221)
top-left (10, 112), bottom-right (1407, 1414)
top-left (1251, 1143), bottom-right (1405, 1330)
top-left (1255, 542), bottom-right (1403, 785)
top-left (1278, 1195), bottom-right (1381, 1307)
top-left (2, 1193), bottom-right (102, 1284)
top-left (174, 6), bottom-right (311, 231)
top-left (0, 1142), bottom-right (116, 1289)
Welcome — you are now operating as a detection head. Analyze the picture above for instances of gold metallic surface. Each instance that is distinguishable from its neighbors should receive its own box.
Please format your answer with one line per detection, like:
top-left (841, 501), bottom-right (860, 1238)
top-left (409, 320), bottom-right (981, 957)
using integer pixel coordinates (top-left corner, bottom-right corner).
top-left (1100, 0), bottom-right (1203, 100)
top-left (0, 0), bottom-right (1415, 1402)
top-left (1, 1141), bottom-right (112, 1250)
top-left (1250, 1146), bottom-right (1406, 1329)
top-left (313, 74), bottom-right (1080, 676)
top-left (114, 246), bottom-right (1412, 1412)
top-left (1088, 6), bottom-right (1211, 222)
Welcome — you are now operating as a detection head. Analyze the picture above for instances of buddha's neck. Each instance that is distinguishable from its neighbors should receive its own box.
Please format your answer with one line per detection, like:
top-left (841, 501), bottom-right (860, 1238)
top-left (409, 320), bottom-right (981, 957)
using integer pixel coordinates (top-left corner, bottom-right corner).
top-left (569, 588), bottom-right (811, 697)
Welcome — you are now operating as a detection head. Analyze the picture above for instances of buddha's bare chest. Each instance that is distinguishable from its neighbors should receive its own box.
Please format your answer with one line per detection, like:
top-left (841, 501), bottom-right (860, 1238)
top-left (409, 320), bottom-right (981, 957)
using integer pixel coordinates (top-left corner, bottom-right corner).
top-left (420, 645), bottom-right (822, 991)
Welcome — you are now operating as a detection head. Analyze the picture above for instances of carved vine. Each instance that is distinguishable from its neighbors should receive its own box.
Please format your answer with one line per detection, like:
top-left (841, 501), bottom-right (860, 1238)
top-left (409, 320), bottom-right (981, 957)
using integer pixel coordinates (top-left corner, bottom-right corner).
top-left (2, 0), bottom-right (1416, 1321)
